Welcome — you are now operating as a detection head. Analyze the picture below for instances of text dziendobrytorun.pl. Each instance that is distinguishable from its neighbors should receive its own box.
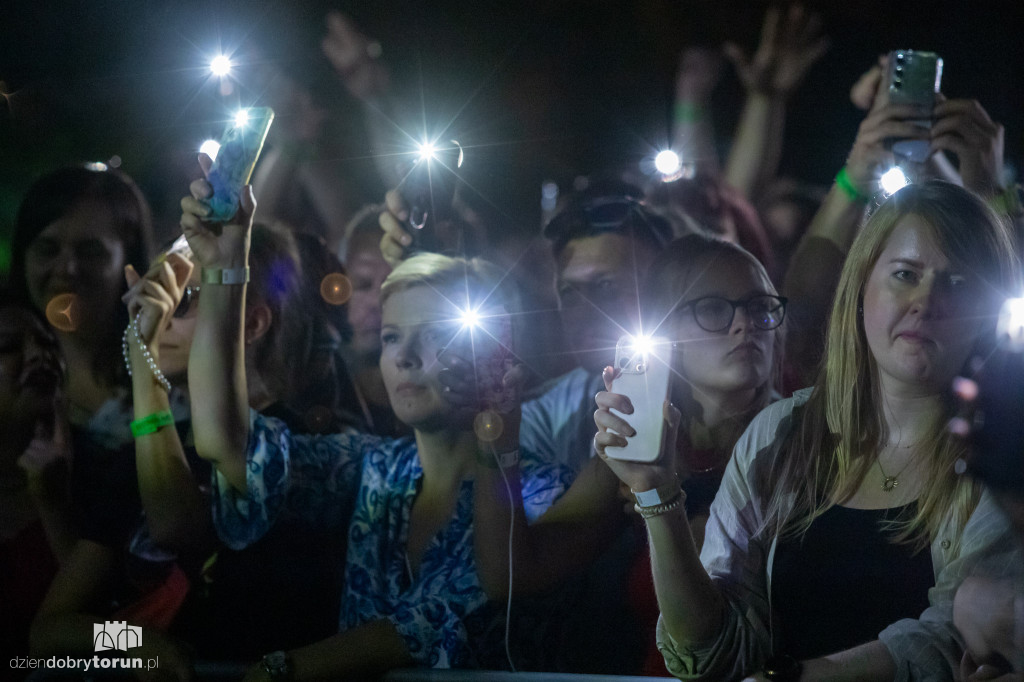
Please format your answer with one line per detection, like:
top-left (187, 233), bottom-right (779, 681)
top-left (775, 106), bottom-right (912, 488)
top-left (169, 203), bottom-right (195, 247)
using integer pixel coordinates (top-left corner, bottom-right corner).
top-left (9, 656), bottom-right (159, 672)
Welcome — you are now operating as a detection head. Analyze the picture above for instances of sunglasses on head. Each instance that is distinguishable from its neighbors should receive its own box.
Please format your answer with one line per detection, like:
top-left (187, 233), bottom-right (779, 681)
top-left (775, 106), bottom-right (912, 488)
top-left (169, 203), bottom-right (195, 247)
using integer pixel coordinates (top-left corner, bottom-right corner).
top-left (544, 195), bottom-right (673, 246)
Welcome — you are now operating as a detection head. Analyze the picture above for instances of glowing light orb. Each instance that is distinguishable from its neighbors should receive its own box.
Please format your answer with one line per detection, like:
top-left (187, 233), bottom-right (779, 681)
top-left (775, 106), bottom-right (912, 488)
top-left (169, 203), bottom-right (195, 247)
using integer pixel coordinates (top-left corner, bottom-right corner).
top-left (654, 150), bottom-right (682, 176)
top-left (234, 109), bottom-right (250, 128)
top-left (417, 142), bottom-right (436, 162)
top-left (880, 167), bottom-right (909, 196)
top-left (320, 273), bottom-right (352, 306)
top-left (630, 334), bottom-right (653, 356)
top-left (997, 297), bottom-right (1024, 351)
top-left (45, 293), bottom-right (80, 332)
top-left (474, 410), bottom-right (504, 442)
top-left (199, 139), bottom-right (221, 161)
top-left (459, 307), bottom-right (481, 330)
top-left (210, 55), bottom-right (233, 77)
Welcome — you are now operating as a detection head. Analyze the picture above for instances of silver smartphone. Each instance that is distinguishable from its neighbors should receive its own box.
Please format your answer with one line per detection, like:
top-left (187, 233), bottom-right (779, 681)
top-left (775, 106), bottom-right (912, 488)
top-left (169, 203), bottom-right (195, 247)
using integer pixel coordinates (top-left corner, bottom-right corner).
top-left (886, 50), bottom-right (942, 164)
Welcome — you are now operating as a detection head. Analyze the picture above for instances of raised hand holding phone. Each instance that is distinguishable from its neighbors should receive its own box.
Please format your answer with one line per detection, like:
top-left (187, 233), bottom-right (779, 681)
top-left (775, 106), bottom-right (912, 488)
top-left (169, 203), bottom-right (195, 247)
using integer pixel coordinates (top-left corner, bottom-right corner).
top-left (594, 354), bottom-right (681, 494)
top-left (205, 107), bottom-right (274, 223)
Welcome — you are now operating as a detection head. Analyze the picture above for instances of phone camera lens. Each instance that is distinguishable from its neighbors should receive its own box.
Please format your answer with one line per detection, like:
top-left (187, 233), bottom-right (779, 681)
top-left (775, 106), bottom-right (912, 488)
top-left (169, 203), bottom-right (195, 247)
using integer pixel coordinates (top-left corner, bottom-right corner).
top-left (896, 52), bottom-right (905, 61)
top-left (636, 362), bottom-right (645, 373)
top-left (892, 80), bottom-right (902, 89)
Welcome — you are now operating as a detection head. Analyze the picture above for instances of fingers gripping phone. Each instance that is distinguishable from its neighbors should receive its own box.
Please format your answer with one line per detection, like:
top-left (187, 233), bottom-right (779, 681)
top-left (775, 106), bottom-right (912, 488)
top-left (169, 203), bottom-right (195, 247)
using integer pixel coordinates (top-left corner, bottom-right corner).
top-left (886, 50), bottom-right (942, 164)
top-left (206, 107), bottom-right (275, 222)
top-left (605, 335), bottom-right (672, 463)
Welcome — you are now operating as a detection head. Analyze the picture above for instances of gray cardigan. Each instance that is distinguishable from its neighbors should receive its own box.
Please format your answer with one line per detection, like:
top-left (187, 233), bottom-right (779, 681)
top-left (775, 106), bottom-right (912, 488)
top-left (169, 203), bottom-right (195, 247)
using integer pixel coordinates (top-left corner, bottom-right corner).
top-left (657, 389), bottom-right (1021, 681)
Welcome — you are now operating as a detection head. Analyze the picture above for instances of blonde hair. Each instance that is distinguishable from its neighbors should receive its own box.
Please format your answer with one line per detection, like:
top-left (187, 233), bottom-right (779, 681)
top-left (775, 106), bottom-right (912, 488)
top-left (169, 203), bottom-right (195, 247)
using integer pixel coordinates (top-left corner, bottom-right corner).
top-left (380, 252), bottom-right (522, 344)
top-left (758, 181), bottom-right (1021, 552)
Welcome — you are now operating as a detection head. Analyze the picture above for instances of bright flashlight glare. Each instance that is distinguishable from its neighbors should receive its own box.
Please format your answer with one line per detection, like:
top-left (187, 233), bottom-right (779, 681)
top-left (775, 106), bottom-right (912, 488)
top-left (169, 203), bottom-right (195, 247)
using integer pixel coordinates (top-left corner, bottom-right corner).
top-left (210, 55), bottom-right (232, 77)
top-left (234, 109), bottom-right (249, 128)
top-left (998, 297), bottom-right (1024, 352)
top-left (654, 150), bottom-right (682, 176)
top-left (630, 334), bottom-right (653, 356)
top-left (418, 142), bottom-right (437, 162)
top-left (880, 167), bottom-right (909, 196)
top-left (199, 139), bottom-right (221, 161)
top-left (459, 307), bottom-right (481, 330)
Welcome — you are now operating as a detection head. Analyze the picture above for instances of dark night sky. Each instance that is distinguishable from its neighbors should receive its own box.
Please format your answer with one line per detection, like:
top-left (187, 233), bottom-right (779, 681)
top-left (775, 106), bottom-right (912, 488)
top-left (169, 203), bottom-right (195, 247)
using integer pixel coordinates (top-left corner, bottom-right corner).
top-left (2, 0), bottom-right (1022, 258)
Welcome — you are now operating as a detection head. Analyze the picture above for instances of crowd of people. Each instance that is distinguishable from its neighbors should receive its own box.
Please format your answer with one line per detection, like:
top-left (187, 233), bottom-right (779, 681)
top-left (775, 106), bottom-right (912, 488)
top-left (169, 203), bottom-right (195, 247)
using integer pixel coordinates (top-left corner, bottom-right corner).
top-left (3, 5), bottom-right (1024, 682)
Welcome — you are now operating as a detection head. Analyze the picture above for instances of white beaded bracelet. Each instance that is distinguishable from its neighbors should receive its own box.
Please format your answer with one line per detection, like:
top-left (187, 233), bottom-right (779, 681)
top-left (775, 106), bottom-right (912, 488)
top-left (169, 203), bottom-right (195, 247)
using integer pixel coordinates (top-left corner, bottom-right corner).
top-left (122, 313), bottom-right (171, 393)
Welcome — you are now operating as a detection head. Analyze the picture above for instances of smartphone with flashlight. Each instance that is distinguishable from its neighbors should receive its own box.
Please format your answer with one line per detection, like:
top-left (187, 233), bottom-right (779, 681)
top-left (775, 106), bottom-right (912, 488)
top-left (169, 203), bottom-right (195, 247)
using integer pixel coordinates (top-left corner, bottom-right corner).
top-left (605, 335), bottom-right (673, 463)
top-left (399, 140), bottom-right (464, 253)
top-left (961, 298), bottom-right (1024, 493)
top-left (206, 107), bottom-right (275, 222)
top-left (885, 50), bottom-right (942, 164)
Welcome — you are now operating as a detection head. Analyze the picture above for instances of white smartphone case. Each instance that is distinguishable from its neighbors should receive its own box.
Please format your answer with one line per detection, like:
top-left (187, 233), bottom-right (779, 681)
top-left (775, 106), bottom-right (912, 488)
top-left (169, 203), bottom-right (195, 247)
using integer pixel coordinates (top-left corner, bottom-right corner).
top-left (604, 335), bottom-right (672, 463)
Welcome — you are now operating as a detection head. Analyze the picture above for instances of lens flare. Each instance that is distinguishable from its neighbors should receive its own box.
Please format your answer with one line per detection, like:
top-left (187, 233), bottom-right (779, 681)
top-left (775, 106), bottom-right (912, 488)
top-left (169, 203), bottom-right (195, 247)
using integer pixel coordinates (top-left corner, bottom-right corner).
top-left (459, 306), bottom-right (481, 330)
top-left (474, 410), bottom-right (504, 442)
top-left (320, 273), bottom-right (352, 306)
top-left (630, 333), bottom-right (653, 356)
top-left (417, 141), bottom-right (436, 162)
top-left (199, 139), bottom-right (221, 161)
top-left (210, 55), bottom-right (232, 77)
top-left (45, 293), bottom-right (80, 332)
top-left (234, 109), bottom-right (250, 128)
top-left (654, 150), bottom-right (682, 176)
top-left (880, 167), bottom-right (909, 196)
top-left (997, 297), bottom-right (1024, 352)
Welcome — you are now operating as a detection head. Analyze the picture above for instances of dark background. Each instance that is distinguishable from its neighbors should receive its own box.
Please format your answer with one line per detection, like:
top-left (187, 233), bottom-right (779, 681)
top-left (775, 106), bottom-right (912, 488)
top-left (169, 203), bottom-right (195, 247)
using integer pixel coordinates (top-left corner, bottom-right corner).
top-left (1, 0), bottom-right (1022, 266)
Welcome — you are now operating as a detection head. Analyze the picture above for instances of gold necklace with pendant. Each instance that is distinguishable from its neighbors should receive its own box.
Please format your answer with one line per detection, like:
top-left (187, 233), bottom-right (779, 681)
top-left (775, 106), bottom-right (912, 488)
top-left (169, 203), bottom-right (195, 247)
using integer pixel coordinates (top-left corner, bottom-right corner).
top-left (876, 450), bottom-right (916, 492)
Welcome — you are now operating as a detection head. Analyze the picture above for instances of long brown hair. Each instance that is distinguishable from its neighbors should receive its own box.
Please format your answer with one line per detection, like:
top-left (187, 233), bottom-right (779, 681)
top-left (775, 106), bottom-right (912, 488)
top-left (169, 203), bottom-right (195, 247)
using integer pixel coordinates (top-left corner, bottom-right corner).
top-left (758, 181), bottom-right (1021, 552)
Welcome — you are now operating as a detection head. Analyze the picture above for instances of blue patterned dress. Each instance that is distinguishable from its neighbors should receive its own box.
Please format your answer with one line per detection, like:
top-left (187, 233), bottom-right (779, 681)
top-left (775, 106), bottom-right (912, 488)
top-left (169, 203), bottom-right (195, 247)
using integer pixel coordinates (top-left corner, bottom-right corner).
top-left (213, 411), bottom-right (573, 668)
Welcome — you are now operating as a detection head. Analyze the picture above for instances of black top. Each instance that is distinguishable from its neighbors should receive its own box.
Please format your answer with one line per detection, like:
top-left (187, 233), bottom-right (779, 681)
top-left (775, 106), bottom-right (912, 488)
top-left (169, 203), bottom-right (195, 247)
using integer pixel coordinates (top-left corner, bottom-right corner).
top-left (771, 502), bottom-right (934, 660)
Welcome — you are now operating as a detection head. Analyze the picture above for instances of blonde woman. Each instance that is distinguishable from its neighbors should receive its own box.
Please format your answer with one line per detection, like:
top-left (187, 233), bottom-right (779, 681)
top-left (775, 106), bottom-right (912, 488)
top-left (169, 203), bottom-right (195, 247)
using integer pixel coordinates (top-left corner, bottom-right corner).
top-left (596, 180), bottom-right (1022, 681)
top-left (179, 172), bottom-right (571, 678)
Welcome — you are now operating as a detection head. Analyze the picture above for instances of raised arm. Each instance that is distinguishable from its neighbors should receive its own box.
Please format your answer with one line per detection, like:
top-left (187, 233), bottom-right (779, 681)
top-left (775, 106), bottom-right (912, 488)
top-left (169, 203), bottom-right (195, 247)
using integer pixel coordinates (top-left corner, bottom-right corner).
top-left (122, 254), bottom-right (210, 551)
top-left (723, 4), bottom-right (829, 200)
top-left (180, 157), bottom-right (255, 491)
top-left (592, 367), bottom-right (726, 646)
top-left (784, 60), bottom-right (929, 385)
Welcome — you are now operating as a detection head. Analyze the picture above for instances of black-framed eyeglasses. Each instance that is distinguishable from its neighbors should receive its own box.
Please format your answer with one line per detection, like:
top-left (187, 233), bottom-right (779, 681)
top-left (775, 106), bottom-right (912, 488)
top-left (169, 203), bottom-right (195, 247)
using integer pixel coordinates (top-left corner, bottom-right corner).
top-left (173, 286), bottom-right (201, 319)
top-left (543, 195), bottom-right (674, 247)
top-left (678, 295), bottom-right (787, 332)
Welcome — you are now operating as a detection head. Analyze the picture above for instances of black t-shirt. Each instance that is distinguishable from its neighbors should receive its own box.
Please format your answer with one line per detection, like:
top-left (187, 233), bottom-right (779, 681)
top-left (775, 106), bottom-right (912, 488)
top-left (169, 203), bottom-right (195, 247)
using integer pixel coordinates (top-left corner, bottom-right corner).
top-left (771, 502), bottom-right (934, 660)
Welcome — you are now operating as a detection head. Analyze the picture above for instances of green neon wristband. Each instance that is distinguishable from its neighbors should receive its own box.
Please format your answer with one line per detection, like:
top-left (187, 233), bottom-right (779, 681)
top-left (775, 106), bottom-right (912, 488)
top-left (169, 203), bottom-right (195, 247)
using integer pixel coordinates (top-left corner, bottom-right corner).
top-left (835, 167), bottom-right (871, 204)
top-left (130, 410), bottom-right (175, 438)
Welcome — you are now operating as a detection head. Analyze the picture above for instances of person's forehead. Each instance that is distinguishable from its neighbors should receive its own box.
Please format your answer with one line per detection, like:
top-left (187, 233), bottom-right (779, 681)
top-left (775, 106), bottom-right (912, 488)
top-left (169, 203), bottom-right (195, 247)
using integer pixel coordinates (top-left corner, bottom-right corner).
top-left (876, 215), bottom-right (951, 269)
top-left (684, 256), bottom-right (770, 299)
top-left (39, 199), bottom-right (116, 240)
top-left (382, 285), bottom-right (462, 325)
top-left (557, 233), bottom-right (651, 280)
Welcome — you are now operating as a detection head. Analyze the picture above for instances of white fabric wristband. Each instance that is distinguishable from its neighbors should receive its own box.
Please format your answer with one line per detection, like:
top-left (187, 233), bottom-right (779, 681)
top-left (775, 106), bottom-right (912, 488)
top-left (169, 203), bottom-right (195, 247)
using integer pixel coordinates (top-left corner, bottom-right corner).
top-left (632, 482), bottom-right (682, 507)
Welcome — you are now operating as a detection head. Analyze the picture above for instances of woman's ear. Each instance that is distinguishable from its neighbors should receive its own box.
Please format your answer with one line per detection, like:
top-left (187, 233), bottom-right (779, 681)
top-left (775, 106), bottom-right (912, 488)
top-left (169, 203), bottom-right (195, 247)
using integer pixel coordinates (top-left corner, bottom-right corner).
top-left (244, 303), bottom-right (273, 345)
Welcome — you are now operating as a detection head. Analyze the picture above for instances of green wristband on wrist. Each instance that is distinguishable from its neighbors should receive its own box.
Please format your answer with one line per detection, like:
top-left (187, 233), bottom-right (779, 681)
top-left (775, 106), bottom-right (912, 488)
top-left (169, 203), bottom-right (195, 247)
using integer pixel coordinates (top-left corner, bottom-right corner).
top-left (130, 410), bottom-right (175, 438)
top-left (835, 167), bottom-right (871, 204)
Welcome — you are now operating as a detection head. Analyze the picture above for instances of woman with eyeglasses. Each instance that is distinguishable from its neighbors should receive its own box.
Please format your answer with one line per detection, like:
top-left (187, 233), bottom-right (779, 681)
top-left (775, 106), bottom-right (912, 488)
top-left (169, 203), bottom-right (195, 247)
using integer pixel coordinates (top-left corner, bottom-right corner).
top-left (485, 234), bottom-right (783, 674)
top-left (596, 181), bottom-right (1022, 681)
top-left (620, 233), bottom-right (785, 675)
